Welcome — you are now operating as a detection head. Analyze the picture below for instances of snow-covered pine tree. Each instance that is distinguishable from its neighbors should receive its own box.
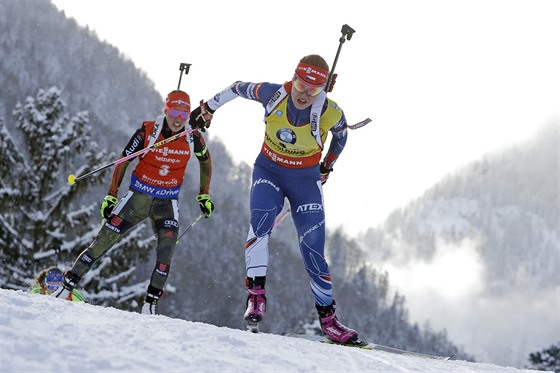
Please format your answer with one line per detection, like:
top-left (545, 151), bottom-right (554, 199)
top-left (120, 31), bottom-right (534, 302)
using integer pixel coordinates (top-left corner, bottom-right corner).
top-left (0, 87), bottom-right (151, 308)
top-left (528, 342), bottom-right (560, 373)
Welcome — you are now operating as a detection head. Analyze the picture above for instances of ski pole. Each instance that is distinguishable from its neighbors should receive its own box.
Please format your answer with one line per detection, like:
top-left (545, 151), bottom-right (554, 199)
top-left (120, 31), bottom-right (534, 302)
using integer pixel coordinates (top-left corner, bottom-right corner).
top-left (321, 26), bottom-right (371, 128)
top-left (67, 128), bottom-right (195, 185)
top-left (176, 213), bottom-right (204, 242)
top-left (272, 208), bottom-right (291, 231)
top-left (247, 205), bottom-right (290, 251)
top-left (177, 63), bottom-right (191, 90)
top-left (325, 24), bottom-right (356, 93)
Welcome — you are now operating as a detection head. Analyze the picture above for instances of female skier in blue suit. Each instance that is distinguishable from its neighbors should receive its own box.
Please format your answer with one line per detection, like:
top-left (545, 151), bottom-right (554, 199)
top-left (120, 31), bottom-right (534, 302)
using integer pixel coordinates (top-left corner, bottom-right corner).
top-left (190, 54), bottom-right (361, 345)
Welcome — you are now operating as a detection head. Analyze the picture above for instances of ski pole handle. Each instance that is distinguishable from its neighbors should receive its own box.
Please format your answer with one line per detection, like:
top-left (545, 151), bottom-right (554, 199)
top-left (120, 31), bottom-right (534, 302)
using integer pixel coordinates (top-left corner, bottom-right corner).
top-left (340, 24), bottom-right (355, 41)
top-left (177, 63), bottom-right (191, 89)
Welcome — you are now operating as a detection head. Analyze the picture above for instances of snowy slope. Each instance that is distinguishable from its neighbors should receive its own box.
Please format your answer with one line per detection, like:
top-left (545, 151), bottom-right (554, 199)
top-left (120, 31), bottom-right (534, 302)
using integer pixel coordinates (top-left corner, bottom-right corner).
top-left (0, 289), bottom-right (543, 372)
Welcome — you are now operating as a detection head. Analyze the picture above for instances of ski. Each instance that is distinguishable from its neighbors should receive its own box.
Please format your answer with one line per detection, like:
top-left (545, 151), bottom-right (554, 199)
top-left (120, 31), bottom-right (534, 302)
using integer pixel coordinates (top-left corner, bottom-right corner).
top-left (282, 333), bottom-right (453, 360)
top-left (282, 333), bottom-right (370, 349)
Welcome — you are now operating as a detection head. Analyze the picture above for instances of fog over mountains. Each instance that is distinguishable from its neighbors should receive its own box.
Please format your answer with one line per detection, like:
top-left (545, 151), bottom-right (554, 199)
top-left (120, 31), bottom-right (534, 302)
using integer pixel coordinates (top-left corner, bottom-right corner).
top-left (358, 121), bottom-right (559, 366)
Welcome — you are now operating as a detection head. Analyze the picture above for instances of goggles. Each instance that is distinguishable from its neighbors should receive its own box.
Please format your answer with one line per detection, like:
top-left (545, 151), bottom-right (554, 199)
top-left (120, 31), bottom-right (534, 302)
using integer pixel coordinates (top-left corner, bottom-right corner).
top-left (167, 108), bottom-right (190, 120)
top-left (45, 270), bottom-right (63, 292)
top-left (292, 76), bottom-right (325, 97)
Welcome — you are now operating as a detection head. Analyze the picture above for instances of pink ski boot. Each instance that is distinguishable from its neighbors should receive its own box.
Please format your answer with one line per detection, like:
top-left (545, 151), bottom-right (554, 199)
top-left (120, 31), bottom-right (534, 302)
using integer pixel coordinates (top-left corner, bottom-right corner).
top-left (316, 301), bottom-right (361, 345)
top-left (244, 276), bottom-right (266, 332)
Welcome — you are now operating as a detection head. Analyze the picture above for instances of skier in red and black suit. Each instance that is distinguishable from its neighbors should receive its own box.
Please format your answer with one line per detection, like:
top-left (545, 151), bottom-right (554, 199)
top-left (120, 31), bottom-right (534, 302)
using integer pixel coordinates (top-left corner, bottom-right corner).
top-left (189, 55), bottom-right (361, 345)
top-left (53, 90), bottom-right (214, 315)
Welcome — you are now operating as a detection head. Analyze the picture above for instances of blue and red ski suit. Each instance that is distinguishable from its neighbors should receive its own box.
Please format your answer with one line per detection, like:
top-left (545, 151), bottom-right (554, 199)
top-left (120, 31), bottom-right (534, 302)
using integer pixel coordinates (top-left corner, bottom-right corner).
top-left (206, 80), bottom-right (348, 306)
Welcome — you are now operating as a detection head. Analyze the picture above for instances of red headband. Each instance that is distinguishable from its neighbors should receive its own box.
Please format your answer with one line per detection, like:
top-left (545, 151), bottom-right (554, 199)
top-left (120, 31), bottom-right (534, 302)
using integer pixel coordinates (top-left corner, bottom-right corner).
top-left (294, 62), bottom-right (328, 86)
top-left (165, 90), bottom-right (191, 111)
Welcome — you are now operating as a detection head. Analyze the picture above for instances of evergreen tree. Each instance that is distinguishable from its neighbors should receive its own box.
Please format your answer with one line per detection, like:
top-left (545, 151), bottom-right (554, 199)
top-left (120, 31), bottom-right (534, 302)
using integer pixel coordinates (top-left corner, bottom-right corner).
top-left (528, 342), bottom-right (560, 373)
top-left (0, 87), bottom-right (151, 307)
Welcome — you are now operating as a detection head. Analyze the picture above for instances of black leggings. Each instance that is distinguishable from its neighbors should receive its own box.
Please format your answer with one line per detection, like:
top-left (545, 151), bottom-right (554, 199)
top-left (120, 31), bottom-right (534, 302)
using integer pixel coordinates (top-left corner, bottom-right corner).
top-left (70, 190), bottom-right (179, 290)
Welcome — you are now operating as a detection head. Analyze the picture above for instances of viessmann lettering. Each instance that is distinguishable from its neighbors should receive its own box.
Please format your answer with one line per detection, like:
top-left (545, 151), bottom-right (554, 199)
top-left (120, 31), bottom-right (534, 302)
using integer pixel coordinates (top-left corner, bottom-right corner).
top-left (124, 141), bottom-right (189, 157)
top-left (263, 147), bottom-right (303, 166)
top-left (297, 66), bottom-right (327, 79)
top-left (153, 147), bottom-right (189, 156)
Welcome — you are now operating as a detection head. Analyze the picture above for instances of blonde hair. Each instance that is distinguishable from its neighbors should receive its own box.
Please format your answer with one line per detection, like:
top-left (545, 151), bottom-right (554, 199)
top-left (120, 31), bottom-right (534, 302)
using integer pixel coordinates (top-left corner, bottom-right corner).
top-left (300, 55), bottom-right (329, 73)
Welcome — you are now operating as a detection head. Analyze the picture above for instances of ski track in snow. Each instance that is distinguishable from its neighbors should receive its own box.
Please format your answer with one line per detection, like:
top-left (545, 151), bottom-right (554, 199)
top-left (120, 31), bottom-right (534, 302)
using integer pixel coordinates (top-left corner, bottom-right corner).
top-left (0, 289), bottom-right (541, 373)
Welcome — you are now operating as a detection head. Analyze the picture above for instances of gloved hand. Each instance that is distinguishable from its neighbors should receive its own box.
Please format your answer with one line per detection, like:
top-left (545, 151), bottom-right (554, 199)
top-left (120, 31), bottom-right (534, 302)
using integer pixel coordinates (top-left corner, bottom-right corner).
top-left (100, 195), bottom-right (118, 219)
top-left (320, 163), bottom-right (332, 185)
top-left (189, 100), bottom-right (214, 132)
top-left (196, 193), bottom-right (214, 218)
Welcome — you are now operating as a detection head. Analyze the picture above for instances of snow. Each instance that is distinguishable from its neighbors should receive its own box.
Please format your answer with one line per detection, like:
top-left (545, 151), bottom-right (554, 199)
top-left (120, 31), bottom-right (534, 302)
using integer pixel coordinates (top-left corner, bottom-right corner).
top-left (0, 289), bottom-right (543, 373)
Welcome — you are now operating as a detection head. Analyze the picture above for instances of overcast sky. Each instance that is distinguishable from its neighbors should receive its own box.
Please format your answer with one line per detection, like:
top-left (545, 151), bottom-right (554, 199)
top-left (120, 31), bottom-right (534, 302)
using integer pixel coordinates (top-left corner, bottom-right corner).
top-left (51, 0), bottom-right (559, 236)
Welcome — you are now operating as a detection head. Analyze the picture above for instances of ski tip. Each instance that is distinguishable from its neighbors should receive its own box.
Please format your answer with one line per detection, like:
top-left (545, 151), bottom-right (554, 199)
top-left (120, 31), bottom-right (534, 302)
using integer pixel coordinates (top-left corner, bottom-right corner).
top-left (333, 338), bottom-right (370, 348)
top-left (324, 340), bottom-right (372, 349)
top-left (353, 339), bottom-right (370, 347)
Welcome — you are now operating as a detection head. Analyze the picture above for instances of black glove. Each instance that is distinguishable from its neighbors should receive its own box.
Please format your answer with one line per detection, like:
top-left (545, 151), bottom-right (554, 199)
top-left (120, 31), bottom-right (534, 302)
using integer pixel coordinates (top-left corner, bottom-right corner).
top-left (320, 163), bottom-right (332, 185)
top-left (100, 195), bottom-right (118, 219)
top-left (189, 100), bottom-right (215, 132)
top-left (196, 194), bottom-right (214, 218)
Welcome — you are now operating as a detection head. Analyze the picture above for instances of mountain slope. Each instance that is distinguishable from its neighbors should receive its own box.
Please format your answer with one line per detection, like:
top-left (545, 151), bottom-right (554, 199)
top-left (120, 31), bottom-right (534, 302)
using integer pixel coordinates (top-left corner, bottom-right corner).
top-left (1, 0), bottom-right (162, 141)
top-left (0, 289), bottom-right (540, 372)
top-left (358, 120), bottom-right (559, 367)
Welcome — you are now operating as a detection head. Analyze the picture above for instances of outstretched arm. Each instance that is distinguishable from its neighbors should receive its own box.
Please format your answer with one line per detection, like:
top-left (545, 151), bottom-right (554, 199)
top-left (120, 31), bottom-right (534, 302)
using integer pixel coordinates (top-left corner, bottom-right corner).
top-left (189, 82), bottom-right (281, 131)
